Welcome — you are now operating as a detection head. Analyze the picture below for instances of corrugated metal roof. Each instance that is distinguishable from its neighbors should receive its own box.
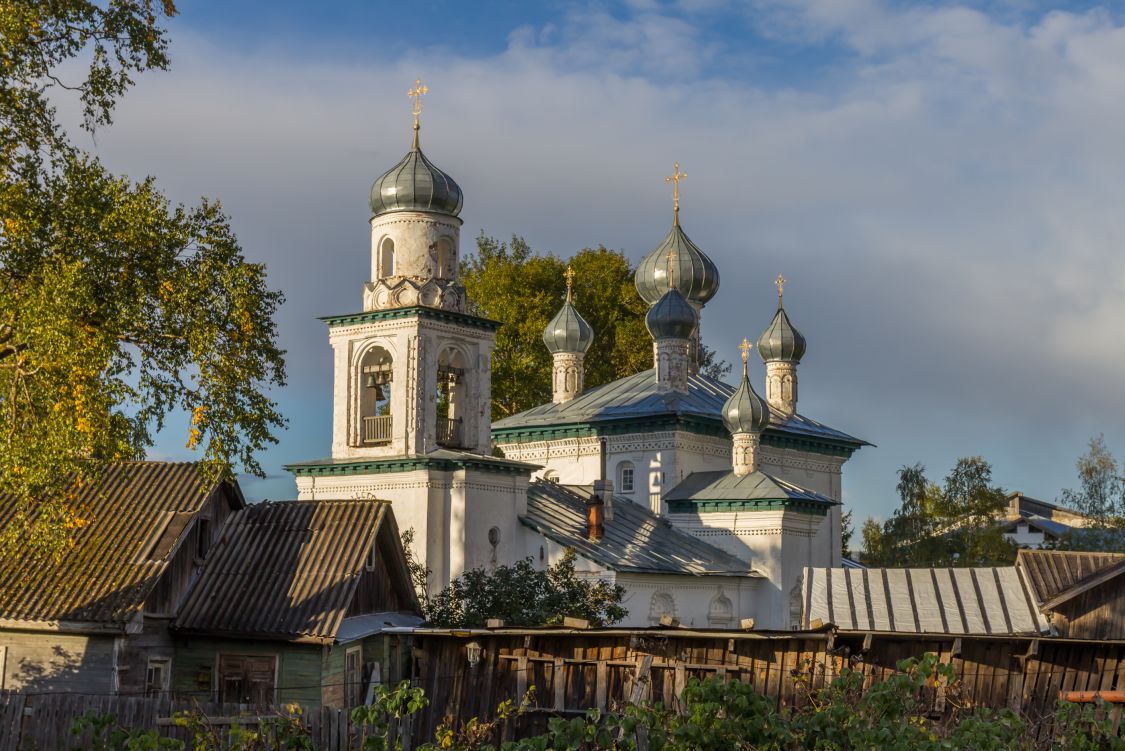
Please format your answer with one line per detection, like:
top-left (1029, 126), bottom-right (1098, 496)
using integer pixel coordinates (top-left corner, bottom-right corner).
top-left (492, 368), bottom-right (867, 448)
top-left (665, 470), bottom-right (836, 504)
top-left (0, 463), bottom-right (230, 627)
top-left (174, 499), bottom-right (400, 643)
top-left (521, 481), bottom-right (759, 576)
top-left (1017, 549), bottom-right (1125, 606)
top-left (801, 566), bottom-right (1050, 635)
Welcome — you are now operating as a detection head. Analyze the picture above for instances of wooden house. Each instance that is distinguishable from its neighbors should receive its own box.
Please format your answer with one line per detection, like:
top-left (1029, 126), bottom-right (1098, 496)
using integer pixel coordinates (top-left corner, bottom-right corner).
top-left (1017, 549), bottom-right (1125, 640)
top-left (0, 462), bottom-right (242, 694)
top-left (170, 499), bottom-right (421, 708)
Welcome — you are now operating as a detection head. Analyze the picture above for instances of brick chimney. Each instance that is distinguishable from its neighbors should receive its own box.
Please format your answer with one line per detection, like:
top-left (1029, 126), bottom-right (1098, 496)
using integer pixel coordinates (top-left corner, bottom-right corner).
top-left (586, 492), bottom-right (604, 542)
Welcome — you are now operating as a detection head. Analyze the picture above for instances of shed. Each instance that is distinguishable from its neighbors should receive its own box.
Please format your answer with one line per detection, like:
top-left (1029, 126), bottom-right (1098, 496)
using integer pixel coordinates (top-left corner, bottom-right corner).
top-left (0, 462), bottom-right (243, 694)
top-left (1017, 549), bottom-right (1125, 640)
top-left (171, 499), bottom-right (421, 708)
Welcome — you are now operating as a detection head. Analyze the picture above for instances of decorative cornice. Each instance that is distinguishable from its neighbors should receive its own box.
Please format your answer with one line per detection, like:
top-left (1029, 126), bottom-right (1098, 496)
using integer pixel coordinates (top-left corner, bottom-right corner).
top-left (320, 306), bottom-right (501, 332)
top-left (667, 498), bottom-right (831, 515)
top-left (493, 415), bottom-right (857, 458)
top-left (286, 454), bottom-right (533, 478)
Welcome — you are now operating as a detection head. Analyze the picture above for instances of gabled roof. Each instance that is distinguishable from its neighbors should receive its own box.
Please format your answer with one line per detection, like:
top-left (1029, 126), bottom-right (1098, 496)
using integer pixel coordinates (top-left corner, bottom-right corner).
top-left (1017, 549), bottom-right (1125, 611)
top-left (801, 566), bottom-right (1050, 636)
top-left (521, 481), bottom-right (760, 577)
top-left (175, 499), bottom-right (419, 644)
top-left (1001, 514), bottom-right (1073, 538)
top-left (0, 462), bottom-right (239, 629)
top-left (491, 369), bottom-right (867, 452)
top-left (665, 470), bottom-right (836, 509)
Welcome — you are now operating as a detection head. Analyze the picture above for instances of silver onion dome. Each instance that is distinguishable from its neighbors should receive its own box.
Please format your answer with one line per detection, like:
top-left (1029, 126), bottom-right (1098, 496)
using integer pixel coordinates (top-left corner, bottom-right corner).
top-left (543, 270), bottom-right (595, 354)
top-left (634, 223), bottom-right (720, 306)
top-left (722, 345), bottom-right (771, 434)
top-left (757, 276), bottom-right (806, 363)
top-left (368, 134), bottom-right (463, 217)
top-left (645, 287), bottom-right (698, 340)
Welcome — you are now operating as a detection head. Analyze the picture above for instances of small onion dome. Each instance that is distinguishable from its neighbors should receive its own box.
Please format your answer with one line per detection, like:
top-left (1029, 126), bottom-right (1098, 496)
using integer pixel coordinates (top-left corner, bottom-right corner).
top-left (645, 287), bottom-right (698, 340)
top-left (368, 140), bottom-right (463, 218)
top-left (757, 306), bottom-right (806, 363)
top-left (543, 300), bottom-right (594, 354)
top-left (634, 224), bottom-right (720, 306)
top-left (722, 368), bottom-right (770, 435)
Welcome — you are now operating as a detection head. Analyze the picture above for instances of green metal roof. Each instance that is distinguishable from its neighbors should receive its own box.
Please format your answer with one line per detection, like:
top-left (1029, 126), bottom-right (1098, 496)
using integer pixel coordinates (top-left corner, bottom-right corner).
top-left (285, 449), bottom-right (538, 478)
top-left (665, 470), bottom-right (836, 516)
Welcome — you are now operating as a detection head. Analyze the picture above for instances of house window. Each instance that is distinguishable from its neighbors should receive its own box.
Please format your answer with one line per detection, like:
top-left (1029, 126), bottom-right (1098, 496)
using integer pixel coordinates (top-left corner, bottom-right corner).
top-left (618, 462), bottom-right (635, 494)
top-left (346, 647), bottom-right (363, 707)
top-left (365, 542), bottom-right (378, 572)
top-left (218, 654), bottom-right (277, 706)
top-left (145, 658), bottom-right (170, 696)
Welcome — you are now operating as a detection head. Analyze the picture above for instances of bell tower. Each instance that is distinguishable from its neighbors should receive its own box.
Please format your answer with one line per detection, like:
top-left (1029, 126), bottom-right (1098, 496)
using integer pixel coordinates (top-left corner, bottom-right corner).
top-left (290, 81), bottom-right (532, 596)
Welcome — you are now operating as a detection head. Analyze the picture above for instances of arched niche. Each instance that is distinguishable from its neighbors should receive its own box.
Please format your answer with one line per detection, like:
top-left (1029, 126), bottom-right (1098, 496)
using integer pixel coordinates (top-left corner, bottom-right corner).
top-left (378, 237), bottom-right (396, 279)
top-left (358, 346), bottom-right (393, 445)
top-left (434, 236), bottom-right (456, 280)
top-left (649, 592), bottom-right (675, 625)
top-left (708, 591), bottom-right (733, 627)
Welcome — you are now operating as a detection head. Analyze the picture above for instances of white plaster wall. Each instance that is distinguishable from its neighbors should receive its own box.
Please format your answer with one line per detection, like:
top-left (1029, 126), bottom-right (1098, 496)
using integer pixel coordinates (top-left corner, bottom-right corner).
top-left (294, 468), bottom-right (527, 597)
top-left (1004, 523), bottom-right (1047, 548)
top-left (369, 211), bottom-right (462, 282)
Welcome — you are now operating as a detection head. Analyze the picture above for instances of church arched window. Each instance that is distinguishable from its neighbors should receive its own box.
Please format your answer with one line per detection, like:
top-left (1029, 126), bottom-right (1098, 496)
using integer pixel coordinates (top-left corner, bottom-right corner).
top-left (649, 592), bottom-right (675, 625)
top-left (359, 346), bottom-right (393, 445)
top-left (617, 462), bottom-right (635, 494)
top-left (379, 237), bottom-right (395, 278)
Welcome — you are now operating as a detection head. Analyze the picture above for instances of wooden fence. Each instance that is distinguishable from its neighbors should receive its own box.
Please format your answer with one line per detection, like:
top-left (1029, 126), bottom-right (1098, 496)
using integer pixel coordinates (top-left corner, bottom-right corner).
top-left (408, 626), bottom-right (1125, 742)
top-left (6, 627), bottom-right (1125, 748)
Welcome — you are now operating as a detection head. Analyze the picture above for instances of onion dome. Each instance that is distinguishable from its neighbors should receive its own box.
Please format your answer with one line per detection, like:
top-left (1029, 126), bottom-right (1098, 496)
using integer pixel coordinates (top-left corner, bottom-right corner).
top-left (368, 139), bottom-right (463, 217)
top-left (645, 287), bottom-right (698, 340)
top-left (757, 275), bottom-right (806, 363)
top-left (543, 267), bottom-right (595, 354)
top-left (634, 224), bottom-right (720, 306)
top-left (723, 341), bottom-right (771, 434)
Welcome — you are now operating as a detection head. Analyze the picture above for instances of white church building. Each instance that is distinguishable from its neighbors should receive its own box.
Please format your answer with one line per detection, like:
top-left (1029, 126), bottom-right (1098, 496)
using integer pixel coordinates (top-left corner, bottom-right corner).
top-left (286, 89), bottom-right (868, 630)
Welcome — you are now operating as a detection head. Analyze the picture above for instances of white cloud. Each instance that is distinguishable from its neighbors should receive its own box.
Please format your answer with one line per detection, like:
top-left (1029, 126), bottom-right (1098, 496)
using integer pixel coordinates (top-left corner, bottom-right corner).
top-left (81, 2), bottom-right (1125, 515)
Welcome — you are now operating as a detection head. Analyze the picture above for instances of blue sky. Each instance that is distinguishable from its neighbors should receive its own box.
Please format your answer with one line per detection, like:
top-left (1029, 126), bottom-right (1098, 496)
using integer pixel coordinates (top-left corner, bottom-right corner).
top-left (77, 1), bottom-right (1125, 526)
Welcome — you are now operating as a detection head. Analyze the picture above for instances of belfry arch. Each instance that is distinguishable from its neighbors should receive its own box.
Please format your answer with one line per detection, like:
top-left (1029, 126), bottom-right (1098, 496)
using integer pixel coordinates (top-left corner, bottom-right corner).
top-left (358, 346), bottom-right (393, 446)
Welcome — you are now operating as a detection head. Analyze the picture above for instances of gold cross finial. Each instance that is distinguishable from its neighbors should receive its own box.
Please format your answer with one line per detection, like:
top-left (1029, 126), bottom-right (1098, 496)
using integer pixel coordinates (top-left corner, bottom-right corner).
top-left (739, 337), bottom-right (752, 376)
top-left (408, 78), bottom-right (428, 146)
top-left (775, 274), bottom-right (786, 306)
top-left (666, 248), bottom-right (677, 288)
top-left (564, 265), bottom-right (575, 302)
top-left (664, 162), bottom-right (687, 226)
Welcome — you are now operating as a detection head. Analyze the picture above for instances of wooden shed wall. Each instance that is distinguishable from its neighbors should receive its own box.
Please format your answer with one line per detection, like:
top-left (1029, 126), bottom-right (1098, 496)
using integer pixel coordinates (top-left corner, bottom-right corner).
top-left (1051, 580), bottom-right (1125, 641)
top-left (0, 631), bottom-right (116, 693)
top-left (171, 637), bottom-right (324, 707)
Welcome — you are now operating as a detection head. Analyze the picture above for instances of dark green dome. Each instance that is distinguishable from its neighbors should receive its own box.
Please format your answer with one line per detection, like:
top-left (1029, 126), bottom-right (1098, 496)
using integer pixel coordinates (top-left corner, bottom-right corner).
top-left (757, 306), bottom-right (806, 363)
top-left (543, 300), bottom-right (594, 354)
top-left (722, 368), bottom-right (770, 434)
top-left (645, 288), bottom-right (698, 340)
top-left (634, 224), bottom-right (720, 305)
top-left (369, 138), bottom-right (463, 217)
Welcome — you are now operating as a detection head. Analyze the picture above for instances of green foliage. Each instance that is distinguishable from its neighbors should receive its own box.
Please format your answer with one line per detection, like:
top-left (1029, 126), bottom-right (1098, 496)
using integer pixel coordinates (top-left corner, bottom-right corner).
top-left (71, 710), bottom-right (183, 751)
top-left (0, 1), bottom-right (287, 557)
top-left (401, 528), bottom-right (433, 616)
top-left (460, 235), bottom-right (727, 420)
top-left (1050, 435), bottom-right (1125, 552)
top-left (862, 458), bottom-right (1016, 567)
top-left (425, 549), bottom-right (627, 628)
top-left (351, 680), bottom-right (429, 751)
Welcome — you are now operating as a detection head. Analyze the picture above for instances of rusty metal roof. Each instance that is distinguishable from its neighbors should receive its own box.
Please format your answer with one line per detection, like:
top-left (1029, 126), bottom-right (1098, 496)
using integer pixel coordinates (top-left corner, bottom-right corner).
top-left (522, 481), bottom-right (760, 577)
top-left (0, 462), bottom-right (234, 628)
top-left (1017, 549), bottom-right (1125, 607)
top-left (801, 566), bottom-right (1050, 636)
top-left (174, 499), bottom-right (413, 643)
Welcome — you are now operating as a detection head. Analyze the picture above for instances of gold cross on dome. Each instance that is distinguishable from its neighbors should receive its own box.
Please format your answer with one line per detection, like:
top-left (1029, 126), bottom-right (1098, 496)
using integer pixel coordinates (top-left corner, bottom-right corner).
top-left (564, 265), bottom-right (575, 302)
top-left (408, 78), bottom-right (428, 131)
top-left (666, 248), bottom-right (677, 287)
top-left (739, 337), bottom-right (752, 376)
top-left (775, 274), bottom-right (786, 305)
top-left (664, 162), bottom-right (687, 225)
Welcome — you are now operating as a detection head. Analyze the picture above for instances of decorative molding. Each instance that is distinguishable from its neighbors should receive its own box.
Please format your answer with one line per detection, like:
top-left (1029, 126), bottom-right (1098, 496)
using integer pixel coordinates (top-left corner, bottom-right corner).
top-left (286, 454), bottom-right (534, 478)
top-left (320, 305), bottom-right (500, 332)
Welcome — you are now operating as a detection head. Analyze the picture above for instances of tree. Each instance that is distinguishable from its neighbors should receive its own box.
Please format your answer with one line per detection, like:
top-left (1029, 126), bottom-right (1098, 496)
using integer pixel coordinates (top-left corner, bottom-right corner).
top-left (460, 235), bottom-right (728, 420)
top-left (425, 549), bottom-right (627, 628)
top-left (1, 2), bottom-right (286, 556)
top-left (1059, 435), bottom-right (1124, 526)
top-left (862, 458), bottom-right (1015, 567)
